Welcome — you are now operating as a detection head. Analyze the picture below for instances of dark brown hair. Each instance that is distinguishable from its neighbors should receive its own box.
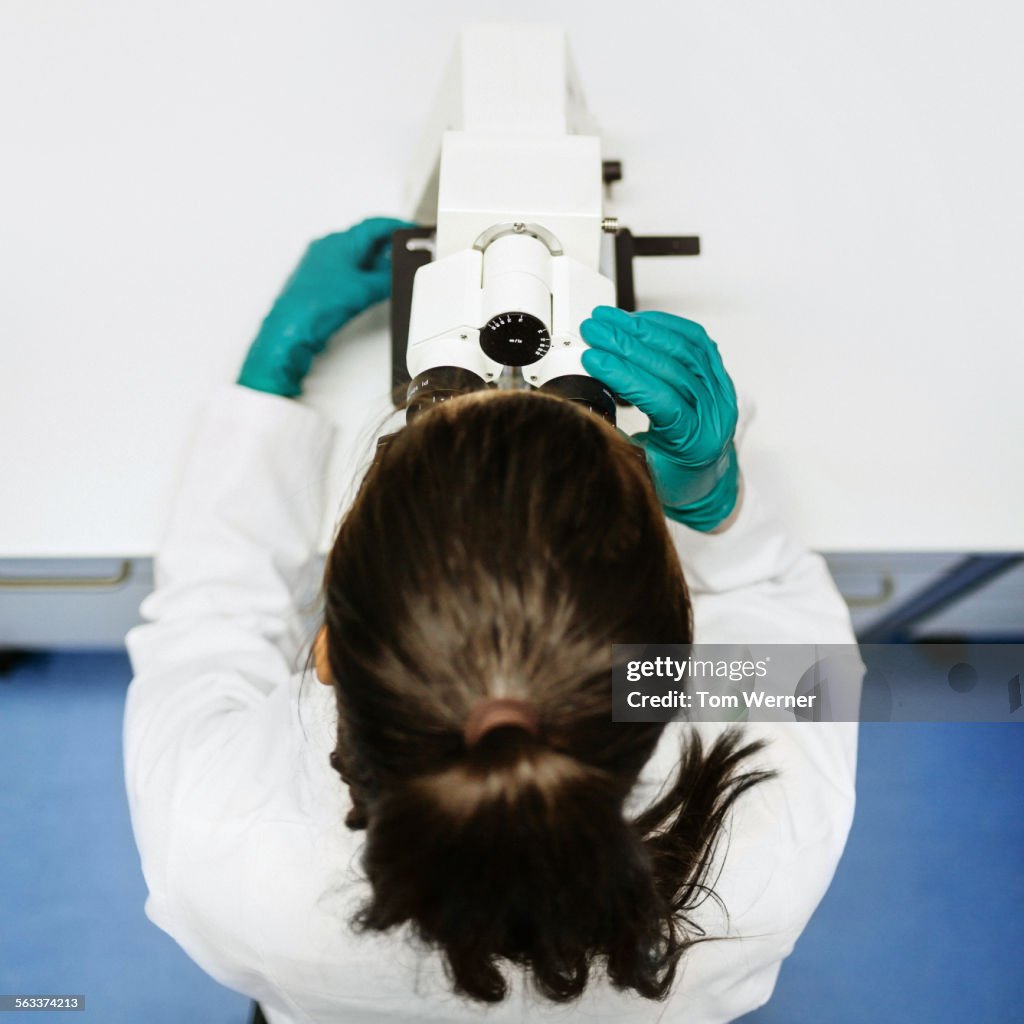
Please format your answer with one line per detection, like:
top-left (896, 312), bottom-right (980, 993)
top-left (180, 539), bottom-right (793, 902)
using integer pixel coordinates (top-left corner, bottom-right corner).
top-left (322, 390), bottom-right (773, 1004)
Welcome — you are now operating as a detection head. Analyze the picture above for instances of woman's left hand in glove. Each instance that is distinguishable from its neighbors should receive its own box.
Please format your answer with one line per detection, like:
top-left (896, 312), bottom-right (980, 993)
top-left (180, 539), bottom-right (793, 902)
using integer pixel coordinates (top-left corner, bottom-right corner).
top-left (238, 216), bottom-right (416, 398)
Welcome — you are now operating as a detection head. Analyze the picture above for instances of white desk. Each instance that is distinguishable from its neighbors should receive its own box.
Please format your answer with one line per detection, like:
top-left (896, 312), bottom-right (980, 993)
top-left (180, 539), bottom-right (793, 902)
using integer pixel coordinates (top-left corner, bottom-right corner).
top-left (2, 2), bottom-right (1022, 643)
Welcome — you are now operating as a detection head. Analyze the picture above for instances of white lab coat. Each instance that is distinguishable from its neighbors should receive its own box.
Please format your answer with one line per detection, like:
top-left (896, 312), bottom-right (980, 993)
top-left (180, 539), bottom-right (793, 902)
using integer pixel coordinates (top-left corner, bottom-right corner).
top-left (124, 384), bottom-right (860, 1024)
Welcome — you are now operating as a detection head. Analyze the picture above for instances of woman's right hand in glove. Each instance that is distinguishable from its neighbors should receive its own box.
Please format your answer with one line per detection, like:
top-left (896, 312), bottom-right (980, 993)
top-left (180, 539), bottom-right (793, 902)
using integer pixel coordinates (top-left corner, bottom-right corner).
top-left (580, 306), bottom-right (740, 532)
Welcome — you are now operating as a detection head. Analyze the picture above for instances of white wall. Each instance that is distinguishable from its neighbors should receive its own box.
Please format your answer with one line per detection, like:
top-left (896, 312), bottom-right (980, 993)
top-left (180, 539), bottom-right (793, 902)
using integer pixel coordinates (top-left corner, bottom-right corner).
top-left (2, 0), bottom-right (1022, 554)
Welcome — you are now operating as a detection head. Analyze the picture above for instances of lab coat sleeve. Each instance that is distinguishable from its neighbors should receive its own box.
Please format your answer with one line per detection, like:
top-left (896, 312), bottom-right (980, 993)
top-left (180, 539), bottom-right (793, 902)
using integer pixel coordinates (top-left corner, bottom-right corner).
top-left (668, 477), bottom-right (856, 645)
top-left (123, 384), bottom-right (336, 897)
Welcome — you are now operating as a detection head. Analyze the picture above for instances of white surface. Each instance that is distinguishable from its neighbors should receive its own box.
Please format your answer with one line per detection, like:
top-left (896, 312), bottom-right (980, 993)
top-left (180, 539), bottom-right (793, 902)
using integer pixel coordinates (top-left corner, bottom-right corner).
top-left (2, 0), bottom-right (1022, 556)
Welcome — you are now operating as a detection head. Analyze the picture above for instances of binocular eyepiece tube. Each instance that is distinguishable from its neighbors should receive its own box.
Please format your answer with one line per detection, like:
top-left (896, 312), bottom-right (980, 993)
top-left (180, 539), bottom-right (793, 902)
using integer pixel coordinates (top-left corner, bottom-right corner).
top-left (402, 228), bottom-right (620, 427)
top-left (406, 362), bottom-right (617, 425)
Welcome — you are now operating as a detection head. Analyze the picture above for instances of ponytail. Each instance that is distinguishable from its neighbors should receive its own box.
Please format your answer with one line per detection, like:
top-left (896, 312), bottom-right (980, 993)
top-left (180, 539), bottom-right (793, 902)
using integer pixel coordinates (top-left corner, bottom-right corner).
top-left (356, 725), bottom-right (672, 1003)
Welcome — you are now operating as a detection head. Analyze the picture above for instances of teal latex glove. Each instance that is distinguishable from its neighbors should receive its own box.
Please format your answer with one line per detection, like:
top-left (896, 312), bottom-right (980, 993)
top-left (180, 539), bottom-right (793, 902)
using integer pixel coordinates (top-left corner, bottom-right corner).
top-left (580, 306), bottom-right (739, 532)
top-left (238, 216), bottom-right (416, 397)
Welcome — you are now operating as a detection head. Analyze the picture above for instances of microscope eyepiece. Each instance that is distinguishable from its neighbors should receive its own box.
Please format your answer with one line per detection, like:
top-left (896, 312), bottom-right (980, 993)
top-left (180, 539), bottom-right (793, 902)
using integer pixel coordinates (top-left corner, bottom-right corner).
top-left (539, 374), bottom-right (617, 425)
top-left (406, 367), bottom-right (617, 426)
top-left (406, 366), bottom-right (490, 422)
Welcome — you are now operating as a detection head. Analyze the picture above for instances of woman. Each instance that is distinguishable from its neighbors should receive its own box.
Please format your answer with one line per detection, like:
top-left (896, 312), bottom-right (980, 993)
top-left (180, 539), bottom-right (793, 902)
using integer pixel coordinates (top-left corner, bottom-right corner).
top-left (124, 217), bottom-right (859, 1022)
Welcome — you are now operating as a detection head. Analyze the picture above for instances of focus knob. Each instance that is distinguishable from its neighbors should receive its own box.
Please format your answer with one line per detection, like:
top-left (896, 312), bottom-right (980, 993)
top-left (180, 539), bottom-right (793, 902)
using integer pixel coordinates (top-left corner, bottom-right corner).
top-left (480, 312), bottom-right (551, 367)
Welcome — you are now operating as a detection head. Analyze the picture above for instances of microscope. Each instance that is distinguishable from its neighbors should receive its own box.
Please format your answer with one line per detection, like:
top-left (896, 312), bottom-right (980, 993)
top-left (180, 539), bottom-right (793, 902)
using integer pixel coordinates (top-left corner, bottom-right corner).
top-left (389, 23), bottom-right (699, 426)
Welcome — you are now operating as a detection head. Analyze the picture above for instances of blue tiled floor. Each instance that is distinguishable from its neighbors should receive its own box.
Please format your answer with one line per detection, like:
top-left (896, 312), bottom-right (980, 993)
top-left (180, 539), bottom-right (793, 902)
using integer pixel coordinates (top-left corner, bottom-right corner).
top-left (741, 722), bottom-right (1024, 1022)
top-left (0, 651), bottom-right (248, 1024)
top-left (1, 651), bottom-right (1022, 1023)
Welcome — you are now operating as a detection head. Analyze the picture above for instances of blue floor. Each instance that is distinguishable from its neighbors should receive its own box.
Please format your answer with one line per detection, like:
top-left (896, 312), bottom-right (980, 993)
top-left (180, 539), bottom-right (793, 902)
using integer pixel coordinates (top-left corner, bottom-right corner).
top-left (1, 651), bottom-right (1022, 1023)
top-left (0, 652), bottom-right (248, 1024)
top-left (741, 722), bottom-right (1024, 1023)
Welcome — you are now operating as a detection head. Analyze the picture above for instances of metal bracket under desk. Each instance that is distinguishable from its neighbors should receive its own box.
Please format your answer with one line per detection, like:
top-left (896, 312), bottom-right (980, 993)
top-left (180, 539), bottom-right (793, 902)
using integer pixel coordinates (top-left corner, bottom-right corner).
top-left (855, 555), bottom-right (1024, 643)
top-left (0, 559), bottom-right (154, 649)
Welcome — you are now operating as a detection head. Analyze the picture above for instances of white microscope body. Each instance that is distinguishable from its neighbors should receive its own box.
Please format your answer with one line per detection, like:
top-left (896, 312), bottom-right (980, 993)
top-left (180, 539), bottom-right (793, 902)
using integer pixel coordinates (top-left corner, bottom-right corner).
top-left (395, 23), bottom-right (618, 419)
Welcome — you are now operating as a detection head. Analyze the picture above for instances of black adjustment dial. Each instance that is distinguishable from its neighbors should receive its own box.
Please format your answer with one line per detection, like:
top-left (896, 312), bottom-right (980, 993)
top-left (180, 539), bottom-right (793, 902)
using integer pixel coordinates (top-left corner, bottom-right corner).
top-left (480, 312), bottom-right (551, 367)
